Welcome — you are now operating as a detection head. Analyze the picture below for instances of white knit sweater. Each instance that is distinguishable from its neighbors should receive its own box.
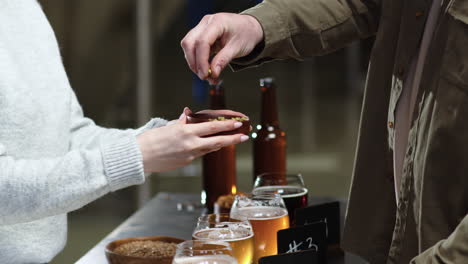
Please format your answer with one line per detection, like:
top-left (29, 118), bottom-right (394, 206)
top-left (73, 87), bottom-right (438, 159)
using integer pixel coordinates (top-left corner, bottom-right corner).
top-left (0, 0), bottom-right (167, 263)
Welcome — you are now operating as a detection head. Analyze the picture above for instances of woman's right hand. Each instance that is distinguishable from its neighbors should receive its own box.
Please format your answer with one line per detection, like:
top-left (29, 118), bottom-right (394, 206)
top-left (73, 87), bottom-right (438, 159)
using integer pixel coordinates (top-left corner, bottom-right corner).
top-left (136, 109), bottom-right (249, 173)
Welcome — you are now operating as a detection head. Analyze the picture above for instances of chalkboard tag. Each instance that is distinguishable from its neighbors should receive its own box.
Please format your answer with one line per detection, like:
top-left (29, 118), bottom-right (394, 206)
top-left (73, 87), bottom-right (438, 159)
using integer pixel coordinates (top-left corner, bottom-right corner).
top-left (259, 249), bottom-right (318, 264)
top-left (295, 201), bottom-right (340, 245)
top-left (277, 222), bottom-right (327, 263)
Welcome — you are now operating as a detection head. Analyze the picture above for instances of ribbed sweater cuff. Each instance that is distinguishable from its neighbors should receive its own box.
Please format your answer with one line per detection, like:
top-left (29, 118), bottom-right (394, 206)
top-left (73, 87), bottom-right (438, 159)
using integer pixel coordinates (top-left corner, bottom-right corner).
top-left (101, 135), bottom-right (145, 192)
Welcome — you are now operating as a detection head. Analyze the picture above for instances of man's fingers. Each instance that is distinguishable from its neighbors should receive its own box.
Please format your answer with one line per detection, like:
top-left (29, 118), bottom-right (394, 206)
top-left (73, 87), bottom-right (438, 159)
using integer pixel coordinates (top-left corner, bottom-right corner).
top-left (181, 31), bottom-right (195, 71)
top-left (211, 41), bottom-right (223, 55)
top-left (210, 46), bottom-right (238, 79)
top-left (195, 41), bottom-right (211, 80)
top-left (181, 21), bottom-right (207, 73)
top-left (189, 120), bottom-right (242, 137)
top-left (194, 17), bottom-right (225, 80)
top-left (182, 15), bottom-right (225, 80)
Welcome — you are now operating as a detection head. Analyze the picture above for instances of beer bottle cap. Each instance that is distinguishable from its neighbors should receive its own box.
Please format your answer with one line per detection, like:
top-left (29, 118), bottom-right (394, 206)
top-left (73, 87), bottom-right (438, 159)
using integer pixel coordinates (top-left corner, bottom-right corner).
top-left (260, 77), bottom-right (274, 87)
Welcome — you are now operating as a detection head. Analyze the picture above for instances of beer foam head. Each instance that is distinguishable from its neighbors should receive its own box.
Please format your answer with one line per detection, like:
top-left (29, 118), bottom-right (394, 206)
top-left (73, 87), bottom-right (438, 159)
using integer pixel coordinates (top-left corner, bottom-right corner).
top-left (194, 226), bottom-right (253, 241)
top-left (231, 193), bottom-right (285, 208)
top-left (231, 206), bottom-right (288, 220)
top-left (253, 186), bottom-right (308, 198)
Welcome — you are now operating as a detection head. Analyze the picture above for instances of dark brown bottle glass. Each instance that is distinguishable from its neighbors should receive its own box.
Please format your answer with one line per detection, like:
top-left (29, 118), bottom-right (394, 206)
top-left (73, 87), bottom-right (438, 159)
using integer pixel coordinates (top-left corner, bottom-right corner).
top-left (253, 78), bottom-right (287, 180)
top-left (202, 81), bottom-right (237, 212)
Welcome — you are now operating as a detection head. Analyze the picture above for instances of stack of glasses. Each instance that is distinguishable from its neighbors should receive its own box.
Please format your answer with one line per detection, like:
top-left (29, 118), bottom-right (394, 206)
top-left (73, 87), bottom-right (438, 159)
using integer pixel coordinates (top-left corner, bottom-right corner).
top-left (173, 173), bottom-right (308, 264)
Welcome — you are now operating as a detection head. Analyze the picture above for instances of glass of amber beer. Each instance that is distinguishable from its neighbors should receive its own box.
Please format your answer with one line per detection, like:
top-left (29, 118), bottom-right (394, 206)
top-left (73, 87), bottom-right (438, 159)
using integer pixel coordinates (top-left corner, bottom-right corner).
top-left (193, 214), bottom-right (254, 264)
top-left (253, 173), bottom-right (308, 224)
top-left (230, 193), bottom-right (289, 264)
top-left (172, 240), bottom-right (238, 264)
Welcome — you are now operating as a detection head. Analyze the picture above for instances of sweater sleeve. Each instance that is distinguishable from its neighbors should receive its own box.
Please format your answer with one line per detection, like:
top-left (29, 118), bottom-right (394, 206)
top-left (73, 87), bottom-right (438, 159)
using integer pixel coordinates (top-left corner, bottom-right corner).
top-left (231, 0), bottom-right (381, 69)
top-left (0, 141), bottom-right (143, 225)
top-left (67, 92), bottom-right (168, 192)
top-left (68, 92), bottom-right (168, 150)
top-left (0, 92), bottom-right (168, 226)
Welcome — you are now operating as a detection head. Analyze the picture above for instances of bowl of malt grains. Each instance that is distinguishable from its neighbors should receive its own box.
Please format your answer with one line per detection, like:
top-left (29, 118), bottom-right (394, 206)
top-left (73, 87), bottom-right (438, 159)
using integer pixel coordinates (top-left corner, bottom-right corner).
top-left (187, 110), bottom-right (251, 136)
top-left (105, 236), bottom-right (184, 264)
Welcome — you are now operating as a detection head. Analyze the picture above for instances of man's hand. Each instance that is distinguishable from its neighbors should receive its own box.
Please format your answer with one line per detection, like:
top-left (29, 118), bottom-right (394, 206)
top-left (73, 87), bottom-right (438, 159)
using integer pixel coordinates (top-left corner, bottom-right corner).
top-left (136, 108), bottom-right (249, 173)
top-left (181, 13), bottom-right (264, 83)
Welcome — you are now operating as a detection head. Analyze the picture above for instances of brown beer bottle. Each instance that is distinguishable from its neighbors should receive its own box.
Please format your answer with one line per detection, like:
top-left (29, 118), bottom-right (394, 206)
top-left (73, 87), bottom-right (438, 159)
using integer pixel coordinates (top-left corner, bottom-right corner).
top-left (253, 78), bottom-right (287, 180)
top-left (202, 81), bottom-right (237, 212)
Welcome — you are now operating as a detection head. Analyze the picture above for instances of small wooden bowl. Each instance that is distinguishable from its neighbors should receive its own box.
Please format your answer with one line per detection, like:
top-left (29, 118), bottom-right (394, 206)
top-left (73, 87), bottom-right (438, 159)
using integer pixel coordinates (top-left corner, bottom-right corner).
top-left (105, 236), bottom-right (185, 264)
top-left (187, 112), bottom-right (250, 136)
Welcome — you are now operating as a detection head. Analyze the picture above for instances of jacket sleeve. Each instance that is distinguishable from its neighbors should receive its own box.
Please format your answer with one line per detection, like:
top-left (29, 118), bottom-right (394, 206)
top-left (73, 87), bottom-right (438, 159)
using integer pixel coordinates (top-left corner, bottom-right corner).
top-left (231, 0), bottom-right (381, 69)
top-left (411, 215), bottom-right (468, 263)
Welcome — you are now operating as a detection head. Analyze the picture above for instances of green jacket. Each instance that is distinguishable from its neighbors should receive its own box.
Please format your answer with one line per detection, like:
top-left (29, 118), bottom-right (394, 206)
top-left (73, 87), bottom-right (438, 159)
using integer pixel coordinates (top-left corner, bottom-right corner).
top-left (233, 0), bottom-right (468, 263)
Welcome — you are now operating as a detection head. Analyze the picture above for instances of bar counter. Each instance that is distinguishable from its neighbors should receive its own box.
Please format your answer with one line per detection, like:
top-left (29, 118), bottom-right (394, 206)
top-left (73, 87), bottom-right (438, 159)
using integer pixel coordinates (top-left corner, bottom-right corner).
top-left (77, 192), bottom-right (368, 264)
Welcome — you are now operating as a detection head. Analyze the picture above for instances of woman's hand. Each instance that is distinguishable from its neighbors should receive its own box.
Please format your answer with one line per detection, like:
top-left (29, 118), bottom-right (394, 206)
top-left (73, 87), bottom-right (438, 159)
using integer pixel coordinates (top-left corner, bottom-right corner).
top-left (136, 108), bottom-right (249, 173)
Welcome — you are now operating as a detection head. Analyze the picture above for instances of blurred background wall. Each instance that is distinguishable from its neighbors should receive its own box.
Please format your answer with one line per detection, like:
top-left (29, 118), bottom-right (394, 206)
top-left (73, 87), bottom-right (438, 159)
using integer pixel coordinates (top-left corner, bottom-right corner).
top-left (37, 0), bottom-right (373, 262)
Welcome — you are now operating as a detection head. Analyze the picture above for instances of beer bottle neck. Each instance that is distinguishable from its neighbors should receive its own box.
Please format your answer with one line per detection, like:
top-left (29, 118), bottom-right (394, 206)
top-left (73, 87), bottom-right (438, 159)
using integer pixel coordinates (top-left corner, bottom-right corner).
top-left (260, 85), bottom-right (280, 127)
top-left (210, 84), bottom-right (226, 110)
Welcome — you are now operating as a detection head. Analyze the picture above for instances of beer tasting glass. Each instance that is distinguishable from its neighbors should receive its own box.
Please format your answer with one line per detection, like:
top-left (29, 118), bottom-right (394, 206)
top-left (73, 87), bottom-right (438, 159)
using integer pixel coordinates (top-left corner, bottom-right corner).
top-left (172, 240), bottom-right (238, 264)
top-left (230, 193), bottom-right (289, 263)
top-left (193, 214), bottom-right (254, 264)
top-left (253, 173), bottom-right (308, 224)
